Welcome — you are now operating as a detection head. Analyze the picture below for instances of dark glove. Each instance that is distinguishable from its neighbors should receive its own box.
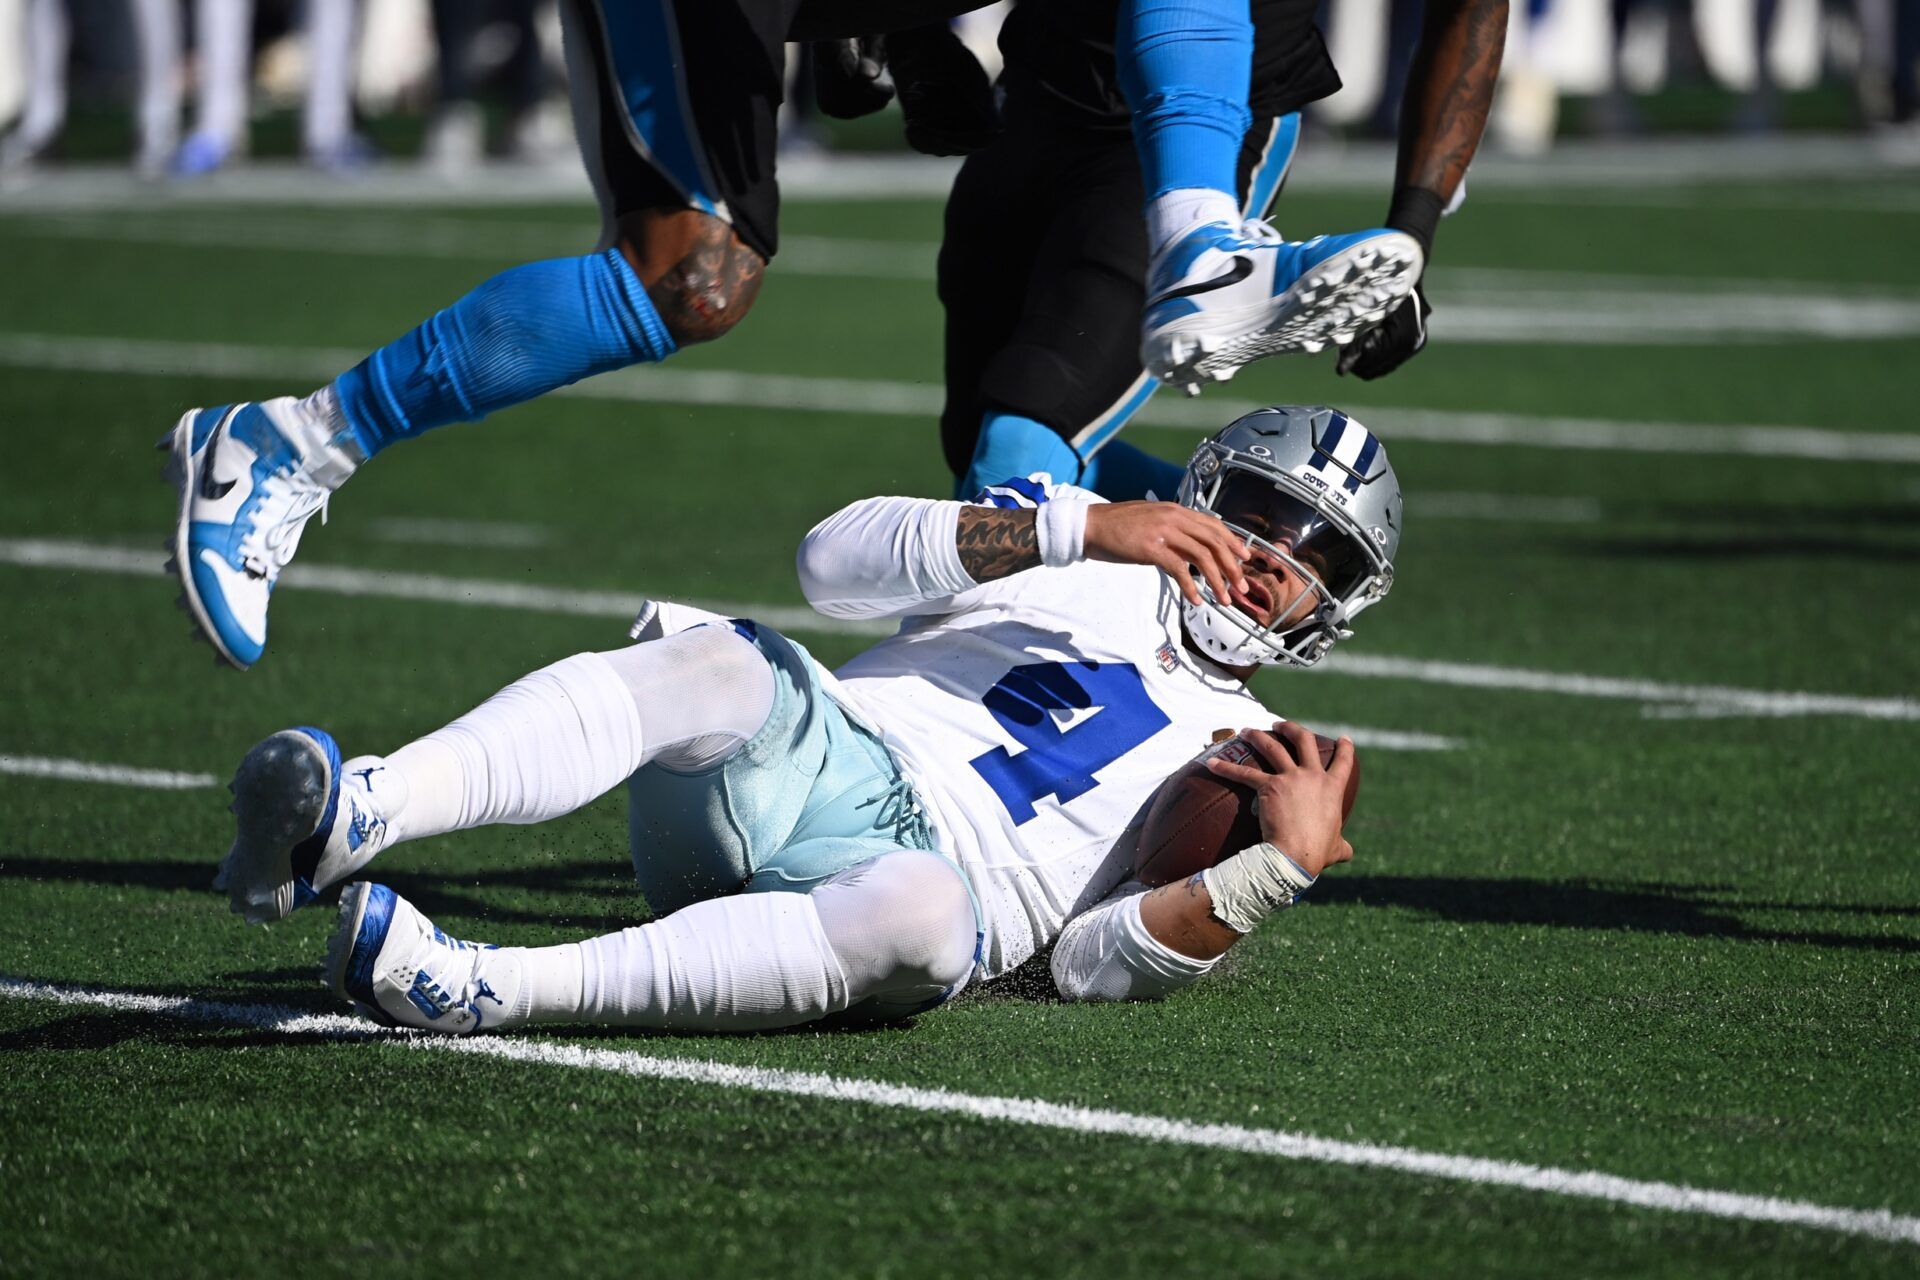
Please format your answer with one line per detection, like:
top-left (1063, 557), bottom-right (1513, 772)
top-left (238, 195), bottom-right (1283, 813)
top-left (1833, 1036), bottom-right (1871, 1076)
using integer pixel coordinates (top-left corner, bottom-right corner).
top-left (886, 23), bottom-right (1001, 156)
top-left (1336, 283), bottom-right (1431, 380)
top-left (811, 37), bottom-right (893, 120)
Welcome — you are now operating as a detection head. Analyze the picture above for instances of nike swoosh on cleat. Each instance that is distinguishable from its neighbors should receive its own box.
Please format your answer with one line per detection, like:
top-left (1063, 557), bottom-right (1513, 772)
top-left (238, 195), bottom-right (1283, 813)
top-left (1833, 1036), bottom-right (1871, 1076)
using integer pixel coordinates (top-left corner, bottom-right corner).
top-left (199, 410), bottom-right (239, 501)
top-left (1148, 255), bottom-right (1255, 306)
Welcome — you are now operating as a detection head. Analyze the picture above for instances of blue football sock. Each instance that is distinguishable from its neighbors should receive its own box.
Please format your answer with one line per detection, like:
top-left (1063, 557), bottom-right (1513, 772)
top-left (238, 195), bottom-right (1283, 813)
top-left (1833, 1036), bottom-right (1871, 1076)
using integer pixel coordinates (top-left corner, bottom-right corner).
top-left (1079, 440), bottom-right (1188, 502)
top-left (1118, 0), bottom-right (1253, 198)
top-left (332, 248), bottom-right (676, 459)
top-left (961, 413), bottom-right (1084, 499)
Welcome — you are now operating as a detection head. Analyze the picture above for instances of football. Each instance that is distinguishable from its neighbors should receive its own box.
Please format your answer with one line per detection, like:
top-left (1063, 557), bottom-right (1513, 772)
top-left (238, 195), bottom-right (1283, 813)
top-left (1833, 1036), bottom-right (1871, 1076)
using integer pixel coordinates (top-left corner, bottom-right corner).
top-left (1132, 729), bottom-right (1360, 887)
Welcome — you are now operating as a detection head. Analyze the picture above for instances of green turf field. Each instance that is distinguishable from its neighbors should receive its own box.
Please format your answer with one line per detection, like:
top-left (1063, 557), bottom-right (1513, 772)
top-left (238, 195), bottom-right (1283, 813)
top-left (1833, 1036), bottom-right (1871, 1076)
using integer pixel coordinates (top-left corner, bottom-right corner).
top-left (2, 161), bottom-right (1918, 1277)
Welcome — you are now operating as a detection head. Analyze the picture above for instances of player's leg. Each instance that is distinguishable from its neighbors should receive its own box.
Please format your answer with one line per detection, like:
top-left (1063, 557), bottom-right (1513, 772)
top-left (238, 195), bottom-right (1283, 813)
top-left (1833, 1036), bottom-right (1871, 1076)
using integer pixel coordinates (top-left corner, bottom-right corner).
top-left (301, 0), bottom-right (361, 167)
top-left (0, 0), bottom-right (69, 169)
top-left (175, 0), bottom-right (252, 174)
top-left (129, 0), bottom-right (182, 177)
top-left (217, 623), bottom-right (774, 923)
top-left (936, 109), bottom-right (1067, 491)
top-left (957, 116), bottom-right (1302, 502)
top-left (323, 847), bottom-right (977, 1033)
top-left (1117, 0), bottom-right (1254, 255)
top-left (159, 0), bottom-right (769, 670)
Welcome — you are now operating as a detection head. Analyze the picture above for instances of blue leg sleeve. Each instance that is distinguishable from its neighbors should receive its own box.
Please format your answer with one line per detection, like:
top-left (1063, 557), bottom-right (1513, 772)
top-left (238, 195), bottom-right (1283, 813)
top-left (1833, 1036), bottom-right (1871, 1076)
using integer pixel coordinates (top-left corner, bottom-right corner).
top-left (1117, 0), bottom-right (1253, 199)
top-left (1079, 439), bottom-right (1188, 502)
top-left (960, 413), bottom-right (1086, 499)
top-left (332, 247), bottom-right (676, 458)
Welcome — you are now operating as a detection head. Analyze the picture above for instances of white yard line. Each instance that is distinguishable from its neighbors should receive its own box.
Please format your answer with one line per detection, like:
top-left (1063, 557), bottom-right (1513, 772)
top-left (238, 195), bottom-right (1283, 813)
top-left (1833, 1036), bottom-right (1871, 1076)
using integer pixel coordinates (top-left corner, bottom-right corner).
top-left (0, 755), bottom-right (218, 789)
top-left (1414, 492), bottom-right (1605, 523)
top-left (3, 536), bottom-right (1915, 722)
top-left (11, 217), bottom-right (1916, 341)
top-left (365, 516), bottom-right (552, 549)
top-left (3, 332), bottom-right (1917, 463)
top-left (1321, 654), bottom-right (1920, 722)
top-left (1, 976), bottom-right (1914, 1246)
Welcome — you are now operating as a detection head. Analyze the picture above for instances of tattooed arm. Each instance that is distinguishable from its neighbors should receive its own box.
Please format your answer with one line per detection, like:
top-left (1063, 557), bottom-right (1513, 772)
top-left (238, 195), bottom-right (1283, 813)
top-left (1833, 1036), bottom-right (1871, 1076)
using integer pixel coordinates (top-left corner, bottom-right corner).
top-left (1390, 0), bottom-right (1509, 237)
top-left (954, 506), bottom-right (1042, 582)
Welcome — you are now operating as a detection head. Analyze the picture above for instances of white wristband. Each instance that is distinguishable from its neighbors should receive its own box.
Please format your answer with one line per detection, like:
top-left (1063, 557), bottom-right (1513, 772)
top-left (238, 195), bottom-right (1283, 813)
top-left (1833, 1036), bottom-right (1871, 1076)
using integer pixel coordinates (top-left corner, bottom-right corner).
top-left (1034, 498), bottom-right (1090, 568)
top-left (1201, 842), bottom-right (1317, 935)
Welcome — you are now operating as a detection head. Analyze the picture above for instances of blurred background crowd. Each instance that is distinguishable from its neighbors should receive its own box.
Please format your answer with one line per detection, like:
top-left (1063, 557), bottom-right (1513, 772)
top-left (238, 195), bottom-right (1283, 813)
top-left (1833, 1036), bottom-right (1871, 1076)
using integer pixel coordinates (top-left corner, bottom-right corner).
top-left (2, 0), bottom-right (1917, 177)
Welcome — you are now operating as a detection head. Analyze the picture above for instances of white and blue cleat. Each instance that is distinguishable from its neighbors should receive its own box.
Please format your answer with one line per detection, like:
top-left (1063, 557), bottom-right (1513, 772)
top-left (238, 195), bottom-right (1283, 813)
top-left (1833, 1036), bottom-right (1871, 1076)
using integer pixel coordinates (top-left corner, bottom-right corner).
top-left (325, 882), bottom-right (522, 1034)
top-left (217, 727), bottom-right (396, 924)
top-left (1141, 221), bottom-right (1425, 396)
top-left (161, 400), bottom-right (335, 669)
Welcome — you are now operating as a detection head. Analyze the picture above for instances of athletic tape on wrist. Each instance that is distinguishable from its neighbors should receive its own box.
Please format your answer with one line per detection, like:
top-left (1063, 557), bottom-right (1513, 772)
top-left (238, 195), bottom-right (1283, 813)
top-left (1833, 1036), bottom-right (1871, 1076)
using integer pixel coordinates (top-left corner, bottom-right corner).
top-left (1201, 841), bottom-right (1317, 934)
top-left (1035, 498), bottom-right (1089, 568)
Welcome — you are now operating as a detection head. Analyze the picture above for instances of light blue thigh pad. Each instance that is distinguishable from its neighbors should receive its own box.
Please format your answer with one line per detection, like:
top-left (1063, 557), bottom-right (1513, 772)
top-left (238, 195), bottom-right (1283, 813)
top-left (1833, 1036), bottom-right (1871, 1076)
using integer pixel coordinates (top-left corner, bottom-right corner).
top-left (625, 623), bottom-right (942, 917)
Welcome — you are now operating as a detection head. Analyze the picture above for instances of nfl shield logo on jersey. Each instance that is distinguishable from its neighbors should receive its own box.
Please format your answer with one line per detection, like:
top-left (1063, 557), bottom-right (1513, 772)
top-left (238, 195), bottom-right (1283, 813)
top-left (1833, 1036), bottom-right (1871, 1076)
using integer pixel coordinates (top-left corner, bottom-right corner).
top-left (1155, 642), bottom-right (1179, 673)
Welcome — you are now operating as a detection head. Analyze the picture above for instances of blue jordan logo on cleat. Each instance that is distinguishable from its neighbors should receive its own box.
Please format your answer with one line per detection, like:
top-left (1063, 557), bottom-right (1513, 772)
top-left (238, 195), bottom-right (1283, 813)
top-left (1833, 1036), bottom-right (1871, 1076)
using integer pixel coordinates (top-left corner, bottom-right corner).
top-left (352, 766), bottom-right (382, 790)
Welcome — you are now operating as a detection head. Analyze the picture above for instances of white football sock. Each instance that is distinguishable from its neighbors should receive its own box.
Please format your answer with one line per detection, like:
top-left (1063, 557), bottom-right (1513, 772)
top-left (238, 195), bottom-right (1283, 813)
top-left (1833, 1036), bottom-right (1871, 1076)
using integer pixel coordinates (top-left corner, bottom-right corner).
top-left (14, 0), bottom-right (70, 147)
top-left (510, 850), bottom-right (976, 1031)
top-left (372, 626), bottom-right (773, 846)
top-left (301, 0), bottom-right (357, 155)
top-left (1146, 187), bottom-right (1241, 260)
top-left (130, 0), bottom-right (183, 169)
top-left (193, 0), bottom-right (254, 145)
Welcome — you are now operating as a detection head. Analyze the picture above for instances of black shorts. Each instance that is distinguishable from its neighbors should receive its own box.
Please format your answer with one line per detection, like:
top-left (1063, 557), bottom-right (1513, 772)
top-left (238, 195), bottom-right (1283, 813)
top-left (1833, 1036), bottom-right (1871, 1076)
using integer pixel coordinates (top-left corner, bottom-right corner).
top-left (936, 106), bottom-right (1302, 479)
top-left (564, 0), bottom-right (984, 262)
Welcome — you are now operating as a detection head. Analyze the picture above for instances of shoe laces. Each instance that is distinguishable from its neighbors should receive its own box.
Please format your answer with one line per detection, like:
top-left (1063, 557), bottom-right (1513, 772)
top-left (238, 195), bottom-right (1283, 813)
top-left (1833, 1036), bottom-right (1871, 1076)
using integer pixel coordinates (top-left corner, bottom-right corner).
top-left (238, 465), bottom-right (330, 580)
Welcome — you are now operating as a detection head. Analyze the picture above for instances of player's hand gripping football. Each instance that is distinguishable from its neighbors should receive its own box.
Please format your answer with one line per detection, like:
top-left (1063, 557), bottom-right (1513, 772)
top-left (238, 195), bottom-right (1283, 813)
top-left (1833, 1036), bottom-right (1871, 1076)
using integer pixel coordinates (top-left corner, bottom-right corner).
top-left (1204, 721), bottom-right (1356, 876)
top-left (1084, 501), bottom-right (1252, 611)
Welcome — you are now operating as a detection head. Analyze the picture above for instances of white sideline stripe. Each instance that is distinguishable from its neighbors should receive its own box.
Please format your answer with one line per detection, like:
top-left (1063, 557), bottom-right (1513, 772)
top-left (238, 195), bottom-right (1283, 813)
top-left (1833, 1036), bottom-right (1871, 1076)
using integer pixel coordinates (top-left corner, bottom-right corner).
top-left (2, 976), bottom-right (1915, 1247)
top-left (0, 755), bottom-right (218, 789)
top-left (5, 536), bottom-right (1916, 723)
top-left (3, 332), bottom-right (1918, 464)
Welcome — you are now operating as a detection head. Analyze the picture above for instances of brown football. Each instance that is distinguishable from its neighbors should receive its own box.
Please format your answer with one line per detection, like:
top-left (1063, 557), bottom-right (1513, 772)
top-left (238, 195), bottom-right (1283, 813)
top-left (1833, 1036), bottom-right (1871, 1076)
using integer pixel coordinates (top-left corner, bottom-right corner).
top-left (1132, 730), bottom-right (1359, 887)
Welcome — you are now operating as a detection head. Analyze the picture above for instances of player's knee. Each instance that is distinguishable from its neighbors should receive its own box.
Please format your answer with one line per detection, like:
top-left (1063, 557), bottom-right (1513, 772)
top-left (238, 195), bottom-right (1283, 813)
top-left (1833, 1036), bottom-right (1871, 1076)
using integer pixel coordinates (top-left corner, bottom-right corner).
top-left (880, 852), bottom-right (976, 988)
top-left (618, 218), bottom-right (765, 347)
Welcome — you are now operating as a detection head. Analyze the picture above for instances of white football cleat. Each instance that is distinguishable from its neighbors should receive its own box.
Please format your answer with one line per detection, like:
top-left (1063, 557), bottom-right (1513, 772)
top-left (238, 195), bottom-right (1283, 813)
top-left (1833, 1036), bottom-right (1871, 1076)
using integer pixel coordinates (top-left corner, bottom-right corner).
top-left (325, 883), bottom-right (523, 1034)
top-left (217, 727), bottom-right (398, 924)
top-left (1141, 221), bottom-right (1425, 395)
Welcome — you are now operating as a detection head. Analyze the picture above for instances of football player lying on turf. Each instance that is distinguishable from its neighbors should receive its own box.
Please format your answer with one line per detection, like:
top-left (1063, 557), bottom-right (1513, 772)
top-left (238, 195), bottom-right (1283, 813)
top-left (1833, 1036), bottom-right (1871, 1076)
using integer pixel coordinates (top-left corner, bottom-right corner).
top-left (216, 406), bottom-right (1398, 1032)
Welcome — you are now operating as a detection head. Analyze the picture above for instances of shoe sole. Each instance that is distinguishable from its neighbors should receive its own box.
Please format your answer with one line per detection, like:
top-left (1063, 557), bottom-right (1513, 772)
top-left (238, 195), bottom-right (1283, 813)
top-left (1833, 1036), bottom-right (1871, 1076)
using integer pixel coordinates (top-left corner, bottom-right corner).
top-left (161, 406), bottom-right (250, 671)
top-left (1145, 235), bottom-right (1424, 393)
top-left (224, 730), bottom-right (332, 924)
top-left (323, 882), bottom-right (401, 1027)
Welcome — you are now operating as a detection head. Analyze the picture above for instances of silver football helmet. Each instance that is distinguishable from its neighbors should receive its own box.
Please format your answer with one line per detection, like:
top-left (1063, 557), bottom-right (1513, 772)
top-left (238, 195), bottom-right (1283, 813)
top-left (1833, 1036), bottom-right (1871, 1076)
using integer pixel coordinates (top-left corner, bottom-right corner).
top-left (1177, 405), bottom-right (1401, 668)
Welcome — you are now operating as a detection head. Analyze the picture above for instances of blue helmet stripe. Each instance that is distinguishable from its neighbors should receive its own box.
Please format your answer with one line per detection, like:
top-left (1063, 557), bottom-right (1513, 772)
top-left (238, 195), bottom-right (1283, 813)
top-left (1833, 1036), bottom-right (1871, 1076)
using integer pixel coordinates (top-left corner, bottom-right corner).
top-left (1346, 431), bottom-right (1381, 493)
top-left (1318, 410), bottom-right (1348, 459)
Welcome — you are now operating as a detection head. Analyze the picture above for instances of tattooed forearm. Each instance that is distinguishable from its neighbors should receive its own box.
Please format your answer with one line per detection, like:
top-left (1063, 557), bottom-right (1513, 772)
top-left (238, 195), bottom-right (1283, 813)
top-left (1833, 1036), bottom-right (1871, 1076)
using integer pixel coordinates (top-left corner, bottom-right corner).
top-left (1395, 0), bottom-right (1508, 201)
top-left (956, 506), bottom-right (1042, 582)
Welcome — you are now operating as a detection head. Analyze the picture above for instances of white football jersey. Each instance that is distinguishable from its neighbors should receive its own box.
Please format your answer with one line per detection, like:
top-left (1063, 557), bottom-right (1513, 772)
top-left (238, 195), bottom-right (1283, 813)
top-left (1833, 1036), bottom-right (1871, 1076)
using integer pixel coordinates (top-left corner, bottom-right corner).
top-left (813, 479), bottom-right (1278, 979)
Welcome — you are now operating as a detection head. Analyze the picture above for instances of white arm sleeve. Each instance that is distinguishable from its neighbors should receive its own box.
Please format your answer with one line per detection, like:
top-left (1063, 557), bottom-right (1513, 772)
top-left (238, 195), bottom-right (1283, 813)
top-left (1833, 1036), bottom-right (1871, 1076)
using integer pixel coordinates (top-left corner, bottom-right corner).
top-left (1050, 884), bottom-right (1219, 1003)
top-left (796, 478), bottom-right (1102, 621)
top-left (796, 495), bottom-right (980, 620)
